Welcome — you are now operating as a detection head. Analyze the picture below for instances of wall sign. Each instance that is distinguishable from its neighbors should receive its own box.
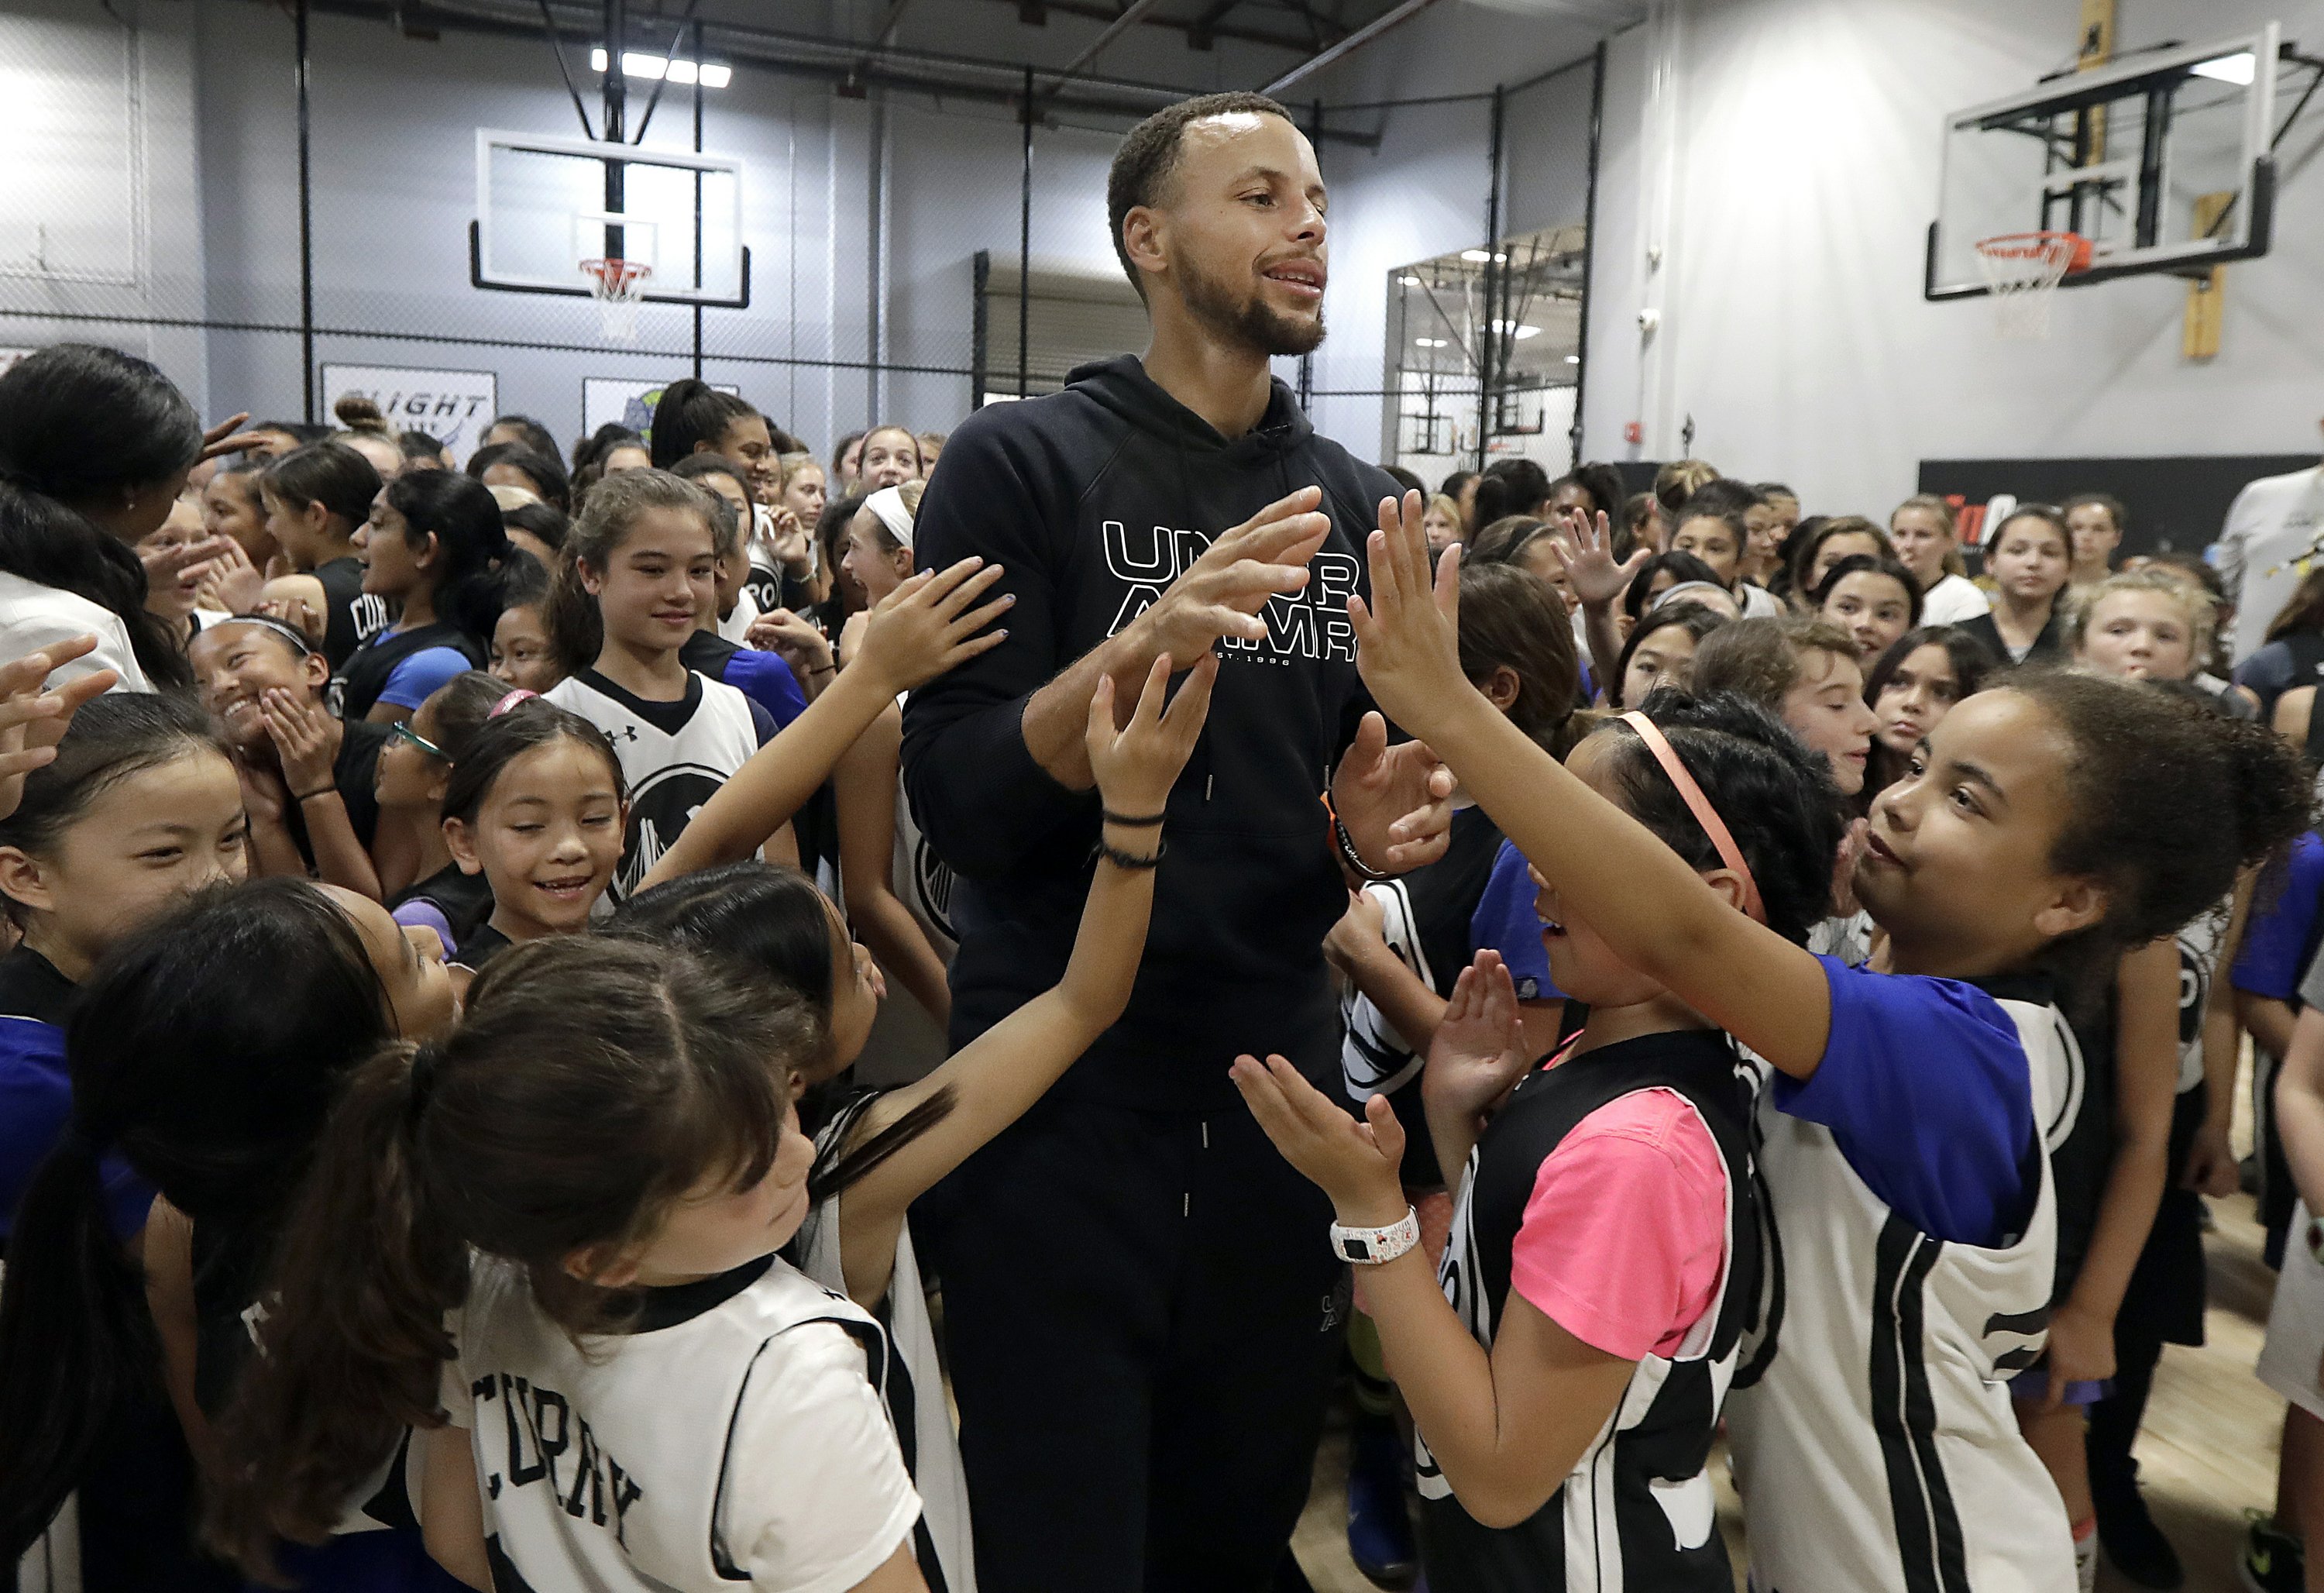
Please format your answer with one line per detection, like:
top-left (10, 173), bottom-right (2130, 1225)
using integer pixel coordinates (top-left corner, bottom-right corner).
top-left (321, 363), bottom-right (500, 464)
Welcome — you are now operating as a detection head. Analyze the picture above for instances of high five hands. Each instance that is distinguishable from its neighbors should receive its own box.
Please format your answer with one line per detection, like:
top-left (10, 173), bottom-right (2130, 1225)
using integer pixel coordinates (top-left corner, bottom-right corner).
top-left (1331, 491), bottom-right (1459, 877)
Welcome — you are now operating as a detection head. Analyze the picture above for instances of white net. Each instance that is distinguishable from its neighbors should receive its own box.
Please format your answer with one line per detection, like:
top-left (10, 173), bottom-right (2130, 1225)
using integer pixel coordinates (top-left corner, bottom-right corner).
top-left (1973, 233), bottom-right (2084, 340)
top-left (580, 257), bottom-right (651, 342)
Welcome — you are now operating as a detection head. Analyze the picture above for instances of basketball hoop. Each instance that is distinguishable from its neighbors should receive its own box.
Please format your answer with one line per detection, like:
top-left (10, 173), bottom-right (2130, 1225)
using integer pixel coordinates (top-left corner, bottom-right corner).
top-left (1973, 232), bottom-right (2091, 339)
top-left (579, 257), bottom-right (652, 342)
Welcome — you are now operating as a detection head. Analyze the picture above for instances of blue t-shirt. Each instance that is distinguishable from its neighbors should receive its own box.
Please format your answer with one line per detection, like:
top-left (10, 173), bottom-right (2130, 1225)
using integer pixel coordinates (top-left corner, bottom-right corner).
top-left (1772, 956), bottom-right (2039, 1249)
top-left (378, 646), bottom-right (473, 712)
top-left (0, 1017), bottom-right (154, 1246)
top-left (2233, 830), bottom-right (2324, 1003)
top-left (1467, 838), bottom-right (1565, 1002)
top-left (720, 647), bottom-right (807, 729)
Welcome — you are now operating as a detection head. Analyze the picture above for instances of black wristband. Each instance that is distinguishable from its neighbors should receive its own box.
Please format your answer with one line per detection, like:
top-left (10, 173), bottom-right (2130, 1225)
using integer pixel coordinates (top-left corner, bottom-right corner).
top-left (294, 786), bottom-right (337, 803)
top-left (1100, 808), bottom-right (1167, 827)
top-left (1334, 814), bottom-right (1394, 883)
top-left (810, 662), bottom-right (837, 676)
top-left (1094, 838), bottom-right (1165, 871)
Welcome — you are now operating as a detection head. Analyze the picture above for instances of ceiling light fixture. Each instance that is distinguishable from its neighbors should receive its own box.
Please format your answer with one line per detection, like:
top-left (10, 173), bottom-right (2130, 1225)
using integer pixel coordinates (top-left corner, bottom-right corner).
top-left (592, 47), bottom-right (732, 87)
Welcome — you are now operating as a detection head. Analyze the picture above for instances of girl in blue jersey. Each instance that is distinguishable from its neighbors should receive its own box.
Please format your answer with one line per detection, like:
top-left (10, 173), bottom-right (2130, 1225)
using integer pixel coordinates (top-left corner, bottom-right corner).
top-left (1274, 495), bottom-right (2309, 1593)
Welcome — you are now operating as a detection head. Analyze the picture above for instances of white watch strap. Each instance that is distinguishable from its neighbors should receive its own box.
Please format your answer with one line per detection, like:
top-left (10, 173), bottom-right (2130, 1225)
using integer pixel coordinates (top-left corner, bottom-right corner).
top-left (1330, 1206), bottom-right (1420, 1265)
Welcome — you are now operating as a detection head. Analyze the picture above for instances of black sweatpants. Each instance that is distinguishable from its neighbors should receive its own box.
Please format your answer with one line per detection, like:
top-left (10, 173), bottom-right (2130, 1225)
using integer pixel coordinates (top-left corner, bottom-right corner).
top-left (924, 1089), bottom-right (1347, 1593)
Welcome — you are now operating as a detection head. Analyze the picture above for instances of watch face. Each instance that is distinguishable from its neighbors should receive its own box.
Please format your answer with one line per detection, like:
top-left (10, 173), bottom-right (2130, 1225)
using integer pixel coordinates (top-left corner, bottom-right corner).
top-left (1344, 1237), bottom-right (1373, 1262)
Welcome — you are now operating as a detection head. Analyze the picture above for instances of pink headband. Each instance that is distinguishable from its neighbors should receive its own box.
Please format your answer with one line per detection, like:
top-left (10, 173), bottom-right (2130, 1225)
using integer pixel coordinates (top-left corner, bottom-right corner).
top-left (489, 688), bottom-right (538, 718)
top-left (1619, 710), bottom-right (1765, 925)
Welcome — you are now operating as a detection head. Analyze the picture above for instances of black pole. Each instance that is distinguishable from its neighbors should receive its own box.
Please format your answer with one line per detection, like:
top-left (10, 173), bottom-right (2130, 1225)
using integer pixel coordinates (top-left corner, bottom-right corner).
top-left (691, 16), bottom-right (703, 377)
top-left (1569, 42), bottom-right (1604, 472)
top-left (1477, 83), bottom-right (1504, 475)
top-left (1018, 65), bottom-right (1033, 399)
top-left (295, 0), bottom-right (315, 421)
top-left (602, 0), bottom-right (626, 260)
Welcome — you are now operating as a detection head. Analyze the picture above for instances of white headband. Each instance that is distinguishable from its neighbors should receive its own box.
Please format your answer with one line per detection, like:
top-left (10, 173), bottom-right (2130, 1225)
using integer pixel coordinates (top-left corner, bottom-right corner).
top-left (1652, 580), bottom-right (1730, 613)
top-left (865, 486), bottom-right (914, 549)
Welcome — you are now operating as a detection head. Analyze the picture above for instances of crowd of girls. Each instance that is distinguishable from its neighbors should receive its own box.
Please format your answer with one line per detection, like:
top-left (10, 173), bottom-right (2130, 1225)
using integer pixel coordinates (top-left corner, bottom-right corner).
top-left (0, 323), bottom-right (2314, 1593)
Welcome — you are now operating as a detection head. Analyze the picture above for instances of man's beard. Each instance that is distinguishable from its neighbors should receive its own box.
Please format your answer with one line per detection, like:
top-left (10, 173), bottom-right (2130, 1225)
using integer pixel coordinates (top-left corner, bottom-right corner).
top-left (1177, 253), bottom-right (1325, 358)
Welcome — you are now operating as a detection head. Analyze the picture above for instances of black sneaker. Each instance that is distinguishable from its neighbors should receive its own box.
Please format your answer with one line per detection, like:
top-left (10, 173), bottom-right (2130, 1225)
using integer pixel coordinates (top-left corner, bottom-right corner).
top-left (2241, 1514), bottom-right (2305, 1593)
top-left (2092, 1478), bottom-right (2182, 1588)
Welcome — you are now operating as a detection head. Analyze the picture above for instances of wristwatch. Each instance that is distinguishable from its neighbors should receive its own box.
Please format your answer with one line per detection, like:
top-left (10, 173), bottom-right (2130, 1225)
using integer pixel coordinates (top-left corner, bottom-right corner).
top-left (1330, 1206), bottom-right (1420, 1266)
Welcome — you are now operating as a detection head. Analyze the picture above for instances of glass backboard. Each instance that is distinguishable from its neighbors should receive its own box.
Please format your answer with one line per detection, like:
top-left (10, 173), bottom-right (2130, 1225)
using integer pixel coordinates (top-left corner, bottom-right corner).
top-left (1927, 25), bottom-right (2281, 298)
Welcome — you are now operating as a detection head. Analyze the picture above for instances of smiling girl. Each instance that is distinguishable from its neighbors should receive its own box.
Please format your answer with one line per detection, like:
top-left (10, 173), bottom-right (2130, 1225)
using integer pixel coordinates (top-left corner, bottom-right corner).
top-left (1284, 494), bottom-right (2309, 1593)
top-left (439, 699), bottom-right (627, 970)
top-left (259, 441), bottom-right (392, 670)
top-left (210, 936), bottom-right (927, 1593)
top-left (545, 469), bottom-right (778, 902)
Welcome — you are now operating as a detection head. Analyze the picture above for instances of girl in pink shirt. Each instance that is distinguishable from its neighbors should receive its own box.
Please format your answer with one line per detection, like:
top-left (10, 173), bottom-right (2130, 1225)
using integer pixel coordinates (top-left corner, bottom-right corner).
top-left (1239, 690), bottom-right (1846, 1591)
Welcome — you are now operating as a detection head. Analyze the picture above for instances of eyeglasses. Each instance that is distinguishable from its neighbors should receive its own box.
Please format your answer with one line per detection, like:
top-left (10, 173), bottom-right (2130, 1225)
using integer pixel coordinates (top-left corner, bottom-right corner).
top-left (387, 720), bottom-right (445, 759)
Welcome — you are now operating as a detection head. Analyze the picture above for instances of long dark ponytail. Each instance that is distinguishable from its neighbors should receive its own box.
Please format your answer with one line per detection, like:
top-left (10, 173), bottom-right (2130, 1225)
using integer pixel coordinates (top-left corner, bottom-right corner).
top-left (0, 878), bottom-right (391, 1562)
top-left (208, 936), bottom-right (818, 1576)
top-left (383, 469), bottom-right (511, 652)
top-left (611, 861), bottom-right (956, 1202)
top-left (648, 379), bottom-right (759, 469)
top-left (0, 344), bottom-right (203, 688)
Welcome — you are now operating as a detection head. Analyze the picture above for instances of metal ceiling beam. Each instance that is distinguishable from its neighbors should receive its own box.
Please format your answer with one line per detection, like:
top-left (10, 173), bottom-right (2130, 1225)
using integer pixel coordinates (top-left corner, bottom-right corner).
top-left (973, 0), bottom-right (1330, 55)
top-left (304, 0), bottom-right (1383, 141)
top-left (1184, 0), bottom-right (1239, 50)
top-left (1262, 0), bottom-right (1444, 95)
top-left (1044, 0), bottom-right (1173, 94)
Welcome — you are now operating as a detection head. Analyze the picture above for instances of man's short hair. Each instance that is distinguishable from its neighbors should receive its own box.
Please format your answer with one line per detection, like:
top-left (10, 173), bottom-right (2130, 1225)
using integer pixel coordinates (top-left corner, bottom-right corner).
top-left (1107, 92), bottom-right (1294, 299)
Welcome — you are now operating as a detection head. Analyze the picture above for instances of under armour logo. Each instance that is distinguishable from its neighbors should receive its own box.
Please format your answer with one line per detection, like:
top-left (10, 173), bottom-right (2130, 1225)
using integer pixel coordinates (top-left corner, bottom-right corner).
top-left (614, 725), bottom-right (639, 742)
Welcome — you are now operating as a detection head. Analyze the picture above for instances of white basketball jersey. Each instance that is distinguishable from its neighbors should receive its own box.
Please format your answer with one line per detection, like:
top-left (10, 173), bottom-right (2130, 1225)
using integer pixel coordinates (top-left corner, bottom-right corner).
top-left (545, 670), bottom-right (759, 901)
top-left (890, 758), bottom-right (958, 963)
top-left (452, 1254), bottom-right (906, 1593)
top-left (1726, 996), bottom-right (2075, 1593)
top-left (796, 1097), bottom-right (974, 1593)
top-left (2176, 903), bottom-right (2226, 1094)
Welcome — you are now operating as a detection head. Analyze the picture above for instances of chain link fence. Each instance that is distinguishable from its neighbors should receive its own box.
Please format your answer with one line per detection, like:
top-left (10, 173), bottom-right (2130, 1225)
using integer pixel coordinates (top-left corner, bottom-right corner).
top-left (0, 0), bottom-right (1600, 473)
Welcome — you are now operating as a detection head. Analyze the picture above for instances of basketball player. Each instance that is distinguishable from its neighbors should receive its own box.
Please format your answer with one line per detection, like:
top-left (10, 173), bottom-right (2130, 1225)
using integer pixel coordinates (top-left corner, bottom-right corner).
top-left (901, 93), bottom-right (1453, 1591)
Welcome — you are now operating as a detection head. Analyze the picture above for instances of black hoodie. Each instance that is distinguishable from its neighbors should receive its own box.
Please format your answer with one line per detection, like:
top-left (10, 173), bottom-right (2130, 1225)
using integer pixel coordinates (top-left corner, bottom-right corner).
top-left (901, 355), bottom-right (1399, 1113)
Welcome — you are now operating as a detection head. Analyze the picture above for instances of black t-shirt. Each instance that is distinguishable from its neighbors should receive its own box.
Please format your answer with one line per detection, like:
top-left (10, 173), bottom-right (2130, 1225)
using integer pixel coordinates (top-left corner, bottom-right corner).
top-left (389, 862), bottom-right (496, 949)
top-left (2236, 631), bottom-right (2324, 723)
top-left (1960, 608), bottom-right (2065, 667)
top-left (282, 718), bottom-right (390, 868)
top-left (332, 621), bottom-right (484, 723)
top-left (454, 919), bottom-right (511, 972)
top-left (315, 556), bottom-right (391, 672)
top-left (0, 945), bottom-right (75, 1023)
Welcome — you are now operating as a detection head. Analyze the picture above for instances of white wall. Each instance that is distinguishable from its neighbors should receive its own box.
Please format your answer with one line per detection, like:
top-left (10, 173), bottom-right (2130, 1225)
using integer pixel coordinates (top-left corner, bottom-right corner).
top-left (1580, 0), bottom-right (2324, 515)
top-left (0, 0), bottom-right (208, 397)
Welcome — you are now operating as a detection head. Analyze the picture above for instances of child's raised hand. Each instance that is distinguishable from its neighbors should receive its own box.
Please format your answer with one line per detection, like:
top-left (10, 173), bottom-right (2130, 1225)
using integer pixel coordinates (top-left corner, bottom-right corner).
top-left (1547, 509), bottom-right (1648, 612)
top-left (1085, 652), bottom-right (1215, 819)
top-left (1421, 952), bottom-right (1531, 1128)
top-left (1349, 490), bottom-right (1473, 737)
top-left (0, 638), bottom-right (113, 824)
top-left (851, 556), bottom-right (1013, 697)
top-left (196, 536), bottom-right (268, 615)
top-left (1231, 1052), bottom-right (1408, 1225)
